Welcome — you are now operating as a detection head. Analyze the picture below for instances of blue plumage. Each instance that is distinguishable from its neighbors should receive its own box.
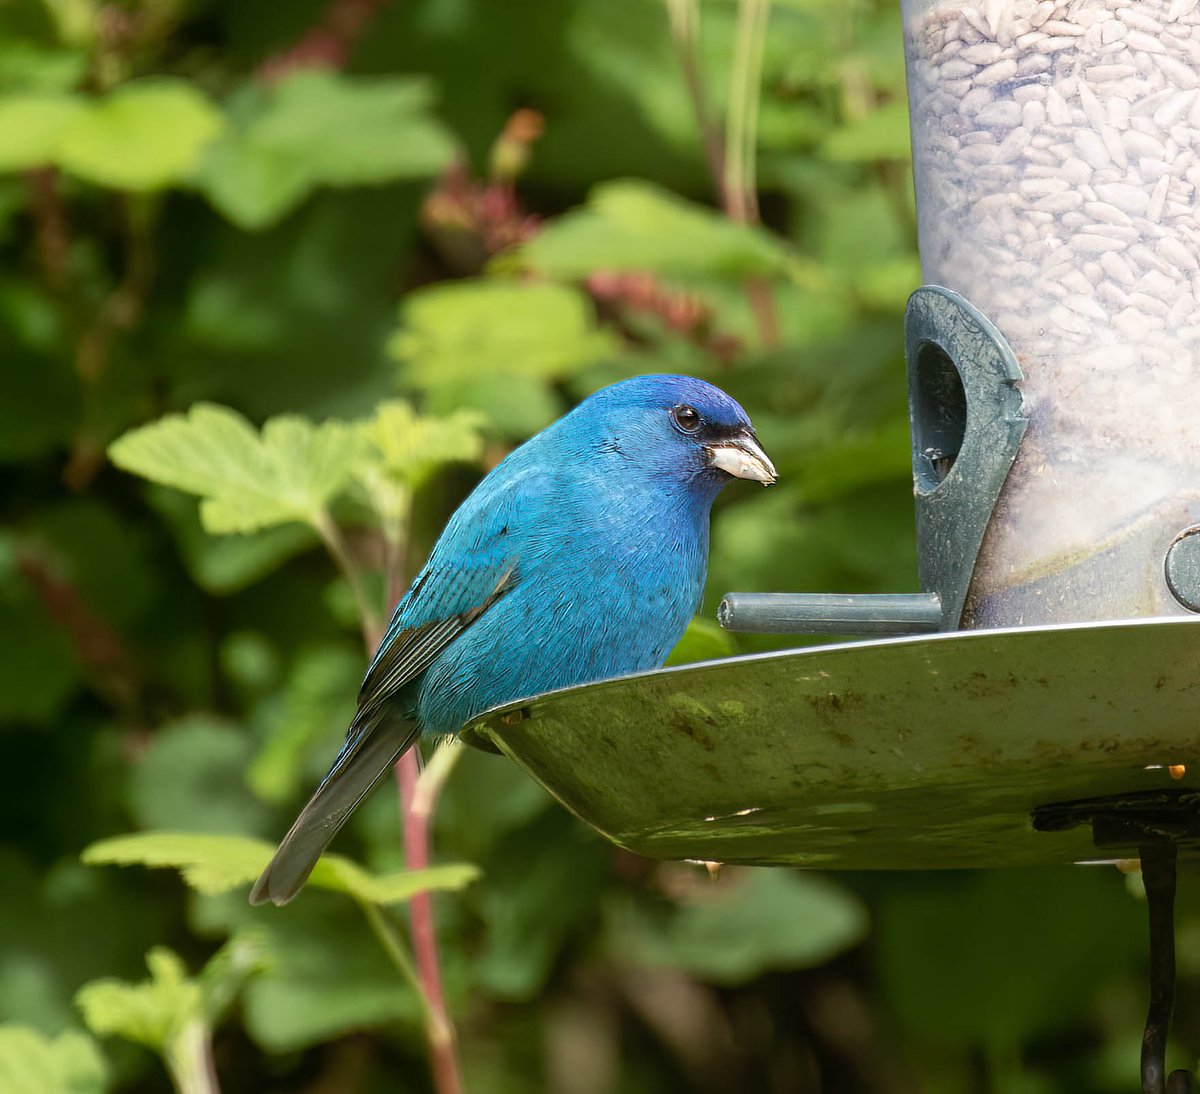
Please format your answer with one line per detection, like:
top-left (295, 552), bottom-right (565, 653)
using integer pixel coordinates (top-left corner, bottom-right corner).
top-left (251, 374), bottom-right (775, 905)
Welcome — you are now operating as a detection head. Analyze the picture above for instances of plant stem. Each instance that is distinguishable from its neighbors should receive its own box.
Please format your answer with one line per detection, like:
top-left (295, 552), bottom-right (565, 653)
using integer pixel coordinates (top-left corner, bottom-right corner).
top-left (666, 0), bottom-right (779, 348)
top-left (396, 750), bottom-right (463, 1094)
top-left (257, 0), bottom-right (394, 81)
top-left (317, 493), bottom-right (461, 1090)
top-left (725, 0), bottom-right (778, 348)
top-left (165, 1019), bottom-right (221, 1094)
top-left (412, 740), bottom-right (464, 820)
top-left (358, 897), bottom-right (432, 1016)
top-left (371, 502), bottom-right (463, 1093)
top-left (313, 510), bottom-right (381, 649)
top-left (665, 0), bottom-right (727, 207)
top-left (724, 0), bottom-right (769, 227)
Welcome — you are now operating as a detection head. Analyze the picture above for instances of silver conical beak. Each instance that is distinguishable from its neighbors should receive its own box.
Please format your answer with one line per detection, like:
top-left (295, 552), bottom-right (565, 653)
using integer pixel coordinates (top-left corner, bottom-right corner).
top-left (706, 431), bottom-right (777, 485)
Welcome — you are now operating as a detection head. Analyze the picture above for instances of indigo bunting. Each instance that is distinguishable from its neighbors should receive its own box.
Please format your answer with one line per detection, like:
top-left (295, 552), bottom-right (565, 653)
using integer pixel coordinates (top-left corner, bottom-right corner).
top-left (250, 374), bottom-right (775, 905)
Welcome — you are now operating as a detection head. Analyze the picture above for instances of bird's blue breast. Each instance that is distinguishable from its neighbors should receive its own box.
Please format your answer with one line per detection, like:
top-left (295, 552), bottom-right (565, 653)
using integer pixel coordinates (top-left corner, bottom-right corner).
top-left (411, 482), bottom-right (709, 737)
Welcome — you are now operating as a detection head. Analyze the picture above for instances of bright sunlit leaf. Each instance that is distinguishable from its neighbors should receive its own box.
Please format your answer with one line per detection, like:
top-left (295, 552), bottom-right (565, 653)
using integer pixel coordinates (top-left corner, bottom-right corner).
top-left (0, 1026), bottom-right (107, 1094)
top-left (514, 179), bottom-right (798, 279)
top-left (81, 831), bottom-right (480, 904)
top-left (55, 79), bottom-right (223, 190)
top-left (109, 404), bottom-right (363, 534)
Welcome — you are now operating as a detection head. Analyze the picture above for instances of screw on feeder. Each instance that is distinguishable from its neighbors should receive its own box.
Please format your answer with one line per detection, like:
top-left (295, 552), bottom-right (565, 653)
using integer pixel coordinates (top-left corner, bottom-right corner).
top-left (1165, 527), bottom-right (1200, 614)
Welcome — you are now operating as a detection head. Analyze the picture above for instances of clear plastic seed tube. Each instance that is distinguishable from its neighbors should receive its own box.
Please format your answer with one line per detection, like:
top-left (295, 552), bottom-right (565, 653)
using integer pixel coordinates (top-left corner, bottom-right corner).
top-left (902, 0), bottom-right (1200, 625)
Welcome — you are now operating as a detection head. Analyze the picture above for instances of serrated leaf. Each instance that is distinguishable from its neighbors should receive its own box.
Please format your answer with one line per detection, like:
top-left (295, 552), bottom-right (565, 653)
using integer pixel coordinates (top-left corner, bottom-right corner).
top-left (81, 831), bottom-right (479, 904)
top-left (353, 400), bottom-right (486, 536)
top-left (75, 948), bottom-right (199, 1050)
top-left (390, 281), bottom-right (618, 389)
top-left (612, 868), bottom-right (866, 984)
top-left (196, 72), bottom-right (454, 229)
top-left (308, 857), bottom-right (480, 905)
top-left (360, 400), bottom-right (485, 488)
top-left (513, 179), bottom-right (796, 279)
top-left (56, 79), bottom-right (223, 191)
top-left (81, 833), bottom-right (273, 895)
top-left (109, 404), bottom-right (363, 534)
top-left (0, 94), bottom-right (84, 171)
top-left (0, 1026), bottom-right (107, 1094)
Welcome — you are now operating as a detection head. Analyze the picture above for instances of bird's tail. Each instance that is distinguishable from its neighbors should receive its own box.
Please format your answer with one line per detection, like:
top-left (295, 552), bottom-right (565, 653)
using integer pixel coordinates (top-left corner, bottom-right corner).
top-left (249, 708), bottom-right (419, 907)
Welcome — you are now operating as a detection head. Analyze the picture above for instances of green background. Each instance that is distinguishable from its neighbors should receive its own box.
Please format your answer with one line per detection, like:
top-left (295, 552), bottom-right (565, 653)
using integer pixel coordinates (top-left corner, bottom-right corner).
top-left (0, 0), bottom-right (1189, 1091)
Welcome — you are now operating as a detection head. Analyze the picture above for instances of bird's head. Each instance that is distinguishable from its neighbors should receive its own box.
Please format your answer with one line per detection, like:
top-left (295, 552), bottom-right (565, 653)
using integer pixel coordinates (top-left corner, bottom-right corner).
top-left (577, 374), bottom-right (776, 495)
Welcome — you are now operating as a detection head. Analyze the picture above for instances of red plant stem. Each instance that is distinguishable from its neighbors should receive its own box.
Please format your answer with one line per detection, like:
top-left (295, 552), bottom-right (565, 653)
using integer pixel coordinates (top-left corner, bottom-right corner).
top-left (396, 752), bottom-right (463, 1094)
top-left (257, 0), bottom-right (393, 81)
top-left (331, 525), bottom-right (461, 1092)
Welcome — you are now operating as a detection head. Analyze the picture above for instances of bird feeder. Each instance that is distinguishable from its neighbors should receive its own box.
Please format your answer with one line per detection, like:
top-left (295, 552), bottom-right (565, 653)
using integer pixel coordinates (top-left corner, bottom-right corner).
top-left (467, 1), bottom-right (1200, 1088)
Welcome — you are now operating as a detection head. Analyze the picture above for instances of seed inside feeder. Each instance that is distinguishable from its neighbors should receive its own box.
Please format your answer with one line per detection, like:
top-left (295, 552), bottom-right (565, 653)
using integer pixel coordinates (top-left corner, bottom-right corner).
top-left (903, 0), bottom-right (1200, 625)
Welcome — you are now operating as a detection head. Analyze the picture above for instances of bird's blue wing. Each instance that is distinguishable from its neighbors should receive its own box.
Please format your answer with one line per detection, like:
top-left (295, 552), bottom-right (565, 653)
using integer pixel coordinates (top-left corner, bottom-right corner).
top-left (354, 465), bottom-right (545, 718)
top-left (248, 466), bottom-right (544, 907)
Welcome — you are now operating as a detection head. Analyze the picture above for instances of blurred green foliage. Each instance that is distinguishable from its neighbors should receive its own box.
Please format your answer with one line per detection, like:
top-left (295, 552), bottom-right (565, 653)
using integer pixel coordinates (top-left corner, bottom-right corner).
top-left (0, 0), bottom-right (1184, 1091)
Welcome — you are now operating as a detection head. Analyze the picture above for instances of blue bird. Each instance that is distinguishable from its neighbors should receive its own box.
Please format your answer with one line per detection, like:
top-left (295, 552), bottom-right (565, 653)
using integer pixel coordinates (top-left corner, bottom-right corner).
top-left (250, 374), bottom-right (775, 906)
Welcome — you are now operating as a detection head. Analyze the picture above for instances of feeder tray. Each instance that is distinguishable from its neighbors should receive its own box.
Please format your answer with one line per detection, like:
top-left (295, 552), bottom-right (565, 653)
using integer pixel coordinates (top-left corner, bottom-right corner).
top-left (467, 617), bottom-right (1200, 871)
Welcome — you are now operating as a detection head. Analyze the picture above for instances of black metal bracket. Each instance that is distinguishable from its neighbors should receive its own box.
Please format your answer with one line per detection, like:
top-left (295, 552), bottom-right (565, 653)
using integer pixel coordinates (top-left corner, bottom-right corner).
top-left (719, 286), bottom-right (1026, 638)
top-left (1033, 791), bottom-right (1198, 1094)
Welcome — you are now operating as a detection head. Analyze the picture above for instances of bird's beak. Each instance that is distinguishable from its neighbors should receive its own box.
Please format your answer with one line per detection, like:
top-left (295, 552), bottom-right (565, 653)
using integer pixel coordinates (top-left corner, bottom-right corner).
top-left (705, 431), bottom-right (777, 485)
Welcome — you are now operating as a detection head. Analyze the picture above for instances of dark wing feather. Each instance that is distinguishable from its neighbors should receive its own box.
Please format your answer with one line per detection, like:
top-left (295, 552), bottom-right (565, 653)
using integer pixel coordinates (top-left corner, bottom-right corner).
top-left (355, 563), bottom-right (517, 716)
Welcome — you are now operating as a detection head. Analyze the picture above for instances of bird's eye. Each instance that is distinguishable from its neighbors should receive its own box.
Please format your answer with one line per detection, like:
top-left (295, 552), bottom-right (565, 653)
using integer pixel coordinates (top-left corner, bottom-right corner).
top-left (672, 405), bottom-right (702, 434)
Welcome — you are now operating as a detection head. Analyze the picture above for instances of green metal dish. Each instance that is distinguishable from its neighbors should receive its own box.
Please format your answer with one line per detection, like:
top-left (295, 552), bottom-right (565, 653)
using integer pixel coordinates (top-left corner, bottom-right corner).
top-left (469, 618), bottom-right (1200, 870)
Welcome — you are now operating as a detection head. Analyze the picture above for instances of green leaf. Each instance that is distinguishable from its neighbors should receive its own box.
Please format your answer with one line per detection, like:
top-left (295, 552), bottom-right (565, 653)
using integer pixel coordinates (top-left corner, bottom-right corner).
top-left (470, 812), bottom-right (610, 1000)
top-left (611, 868), bottom-right (867, 984)
top-left (390, 281), bottom-right (618, 389)
top-left (423, 372), bottom-right (564, 439)
top-left (75, 936), bottom-right (266, 1051)
top-left (876, 868), bottom-right (1145, 1048)
top-left (55, 80), bottom-right (223, 191)
top-left (75, 948), bottom-right (199, 1051)
top-left (81, 831), bottom-right (479, 904)
top-left (247, 646), bottom-right (360, 804)
top-left (0, 44), bottom-right (87, 93)
top-left (359, 400), bottom-right (485, 490)
top-left (352, 400), bottom-right (486, 538)
top-left (146, 488), bottom-right (318, 595)
top-left (196, 72), bottom-right (454, 229)
top-left (109, 404), bottom-right (363, 534)
top-left (126, 717), bottom-right (273, 835)
top-left (513, 179), bottom-right (797, 279)
top-left (81, 833), bottom-right (274, 895)
top-left (0, 94), bottom-right (83, 171)
top-left (0, 1026), bottom-right (107, 1094)
top-left (307, 856), bottom-right (480, 906)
